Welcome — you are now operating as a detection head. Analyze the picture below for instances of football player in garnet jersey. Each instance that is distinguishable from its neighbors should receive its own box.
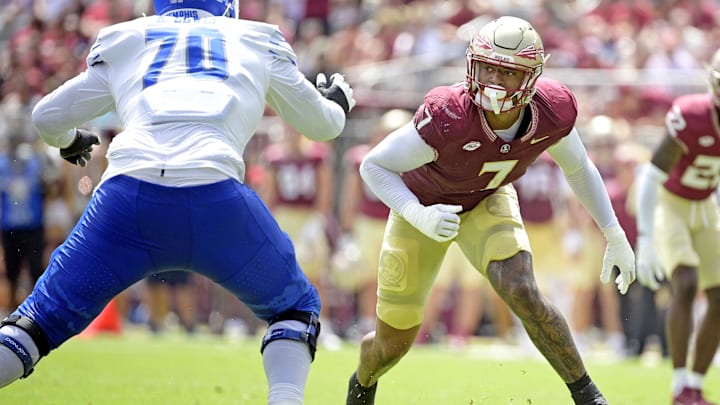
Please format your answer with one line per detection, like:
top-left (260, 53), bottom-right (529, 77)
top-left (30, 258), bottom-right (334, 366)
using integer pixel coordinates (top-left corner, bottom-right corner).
top-left (346, 16), bottom-right (635, 405)
top-left (634, 49), bottom-right (720, 405)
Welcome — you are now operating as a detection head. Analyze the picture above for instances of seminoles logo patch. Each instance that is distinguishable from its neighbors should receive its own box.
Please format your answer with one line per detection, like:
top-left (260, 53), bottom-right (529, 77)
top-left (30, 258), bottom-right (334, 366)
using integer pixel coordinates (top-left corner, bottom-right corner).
top-left (378, 250), bottom-right (406, 292)
top-left (462, 141), bottom-right (482, 151)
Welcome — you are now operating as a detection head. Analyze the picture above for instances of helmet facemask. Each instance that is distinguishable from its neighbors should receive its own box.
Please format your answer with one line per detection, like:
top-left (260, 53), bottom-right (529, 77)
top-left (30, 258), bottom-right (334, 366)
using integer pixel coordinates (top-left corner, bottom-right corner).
top-left (465, 16), bottom-right (546, 114)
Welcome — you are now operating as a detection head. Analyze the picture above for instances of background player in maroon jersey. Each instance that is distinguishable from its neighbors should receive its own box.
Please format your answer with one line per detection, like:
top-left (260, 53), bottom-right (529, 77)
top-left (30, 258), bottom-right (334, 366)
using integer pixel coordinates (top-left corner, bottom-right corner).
top-left (634, 49), bottom-right (720, 405)
top-left (260, 122), bottom-right (342, 350)
top-left (345, 16), bottom-right (635, 405)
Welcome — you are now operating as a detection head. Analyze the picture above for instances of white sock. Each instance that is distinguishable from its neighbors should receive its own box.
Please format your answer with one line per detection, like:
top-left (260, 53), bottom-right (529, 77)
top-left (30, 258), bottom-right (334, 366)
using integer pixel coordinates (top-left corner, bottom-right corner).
top-left (608, 332), bottom-right (626, 357)
top-left (359, 317), bottom-right (376, 334)
top-left (320, 317), bottom-right (338, 337)
top-left (672, 368), bottom-right (687, 395)
top-left (0, 325), bottom-right (41, 388)
top-left (262, 321), bottom-right (312, 405)
top-left (687, 371), bottom-right (705, 390)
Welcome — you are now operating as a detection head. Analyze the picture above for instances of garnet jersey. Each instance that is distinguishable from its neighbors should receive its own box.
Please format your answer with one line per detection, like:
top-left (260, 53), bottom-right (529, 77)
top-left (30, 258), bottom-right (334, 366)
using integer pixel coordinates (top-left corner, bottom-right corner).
top-left (663, 93), bottom-right (720, 200)
top-left (263, 142), bottom-right (332, 207)
top-left (513, 153), bottom-right (566, 223)
top-left (404, 79), bottom-right (577, 211)
top-left (345, 144), bottom-right (391, 219)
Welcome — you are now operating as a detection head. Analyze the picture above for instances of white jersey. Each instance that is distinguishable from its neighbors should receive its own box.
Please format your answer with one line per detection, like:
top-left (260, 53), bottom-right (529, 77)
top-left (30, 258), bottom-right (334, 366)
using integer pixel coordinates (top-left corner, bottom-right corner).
top-left (31, 15), bottom-right (347, 186)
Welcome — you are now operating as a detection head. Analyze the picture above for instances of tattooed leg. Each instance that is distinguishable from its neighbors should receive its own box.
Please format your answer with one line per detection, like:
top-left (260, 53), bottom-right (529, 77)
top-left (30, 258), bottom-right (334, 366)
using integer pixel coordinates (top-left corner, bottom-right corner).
top-left (487, 251), bottom-right (586, 382)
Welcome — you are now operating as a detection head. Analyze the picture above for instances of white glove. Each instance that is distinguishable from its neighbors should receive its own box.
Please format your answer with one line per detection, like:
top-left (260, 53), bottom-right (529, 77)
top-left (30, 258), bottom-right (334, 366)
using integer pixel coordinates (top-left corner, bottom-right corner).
top-left (635, 235), bottom-right (664, 290)
top-left (600, 224), bottom-right (636, 294)
top-left (400, 202), bottom-right (462, 242)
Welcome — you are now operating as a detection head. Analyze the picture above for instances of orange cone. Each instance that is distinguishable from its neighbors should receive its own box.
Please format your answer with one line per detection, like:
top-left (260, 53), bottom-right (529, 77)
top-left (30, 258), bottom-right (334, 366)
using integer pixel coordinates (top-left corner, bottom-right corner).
top-left (79, 299), bottom-right (122, 338)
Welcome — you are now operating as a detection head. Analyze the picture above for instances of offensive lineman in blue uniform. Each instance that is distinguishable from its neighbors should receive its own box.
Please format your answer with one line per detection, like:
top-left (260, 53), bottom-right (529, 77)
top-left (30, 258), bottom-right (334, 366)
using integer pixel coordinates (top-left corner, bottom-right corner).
top-left (0, 1), bottom-right (355, 404)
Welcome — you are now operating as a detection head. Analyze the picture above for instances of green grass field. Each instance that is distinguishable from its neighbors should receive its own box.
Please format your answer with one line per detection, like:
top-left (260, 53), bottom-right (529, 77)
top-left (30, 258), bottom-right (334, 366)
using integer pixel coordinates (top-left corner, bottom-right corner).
top-left (2, 329), bottom-right (717, 404)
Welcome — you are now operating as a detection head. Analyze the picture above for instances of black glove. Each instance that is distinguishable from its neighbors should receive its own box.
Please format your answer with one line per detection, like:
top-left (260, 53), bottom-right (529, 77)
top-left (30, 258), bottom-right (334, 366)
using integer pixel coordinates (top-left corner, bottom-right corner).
top-left (60, 128), bottom-right (100, 167)
top-left (316, 73), bottom-right (356, 113)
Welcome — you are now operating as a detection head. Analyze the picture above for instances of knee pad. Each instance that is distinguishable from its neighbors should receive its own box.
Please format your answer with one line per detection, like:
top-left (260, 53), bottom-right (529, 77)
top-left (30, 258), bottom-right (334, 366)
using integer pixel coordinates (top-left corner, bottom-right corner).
top-left (0, 315), bottom-right (50, 378)
top-left (260, 311), bottom-right (320, 361)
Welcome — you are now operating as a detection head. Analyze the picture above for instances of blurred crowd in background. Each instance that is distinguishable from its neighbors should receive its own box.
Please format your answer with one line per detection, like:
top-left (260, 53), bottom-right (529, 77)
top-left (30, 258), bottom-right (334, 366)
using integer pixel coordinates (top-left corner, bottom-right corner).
top-left (1, 0), bottom-right (719, 359)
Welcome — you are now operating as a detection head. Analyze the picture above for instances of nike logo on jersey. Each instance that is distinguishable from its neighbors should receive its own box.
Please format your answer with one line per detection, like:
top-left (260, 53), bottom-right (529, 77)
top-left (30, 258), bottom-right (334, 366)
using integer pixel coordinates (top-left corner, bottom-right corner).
top-left (462, 141), bottom-right (482, 151)
top-left (530, 136), bottom-right (550, 145)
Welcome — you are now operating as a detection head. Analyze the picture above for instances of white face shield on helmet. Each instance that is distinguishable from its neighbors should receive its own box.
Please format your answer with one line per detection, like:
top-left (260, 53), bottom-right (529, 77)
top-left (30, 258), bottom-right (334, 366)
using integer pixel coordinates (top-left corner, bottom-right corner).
top-left (466, 16), bottom-right (547, 114)
top-left (708, 49), bottom-right (720, 106)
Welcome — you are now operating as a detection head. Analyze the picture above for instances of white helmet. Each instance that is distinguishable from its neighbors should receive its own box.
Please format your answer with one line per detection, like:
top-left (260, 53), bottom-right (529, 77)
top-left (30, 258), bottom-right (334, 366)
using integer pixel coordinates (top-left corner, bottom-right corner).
top-left (466, 16), bottom-right (546, 114)
top-left (708, 48), bottom-right (720, 106)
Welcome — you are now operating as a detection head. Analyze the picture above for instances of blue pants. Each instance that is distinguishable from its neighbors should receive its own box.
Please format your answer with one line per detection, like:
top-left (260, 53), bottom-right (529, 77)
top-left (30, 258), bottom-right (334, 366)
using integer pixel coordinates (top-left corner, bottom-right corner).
top-left (15, 175), bottom-right (320, 350)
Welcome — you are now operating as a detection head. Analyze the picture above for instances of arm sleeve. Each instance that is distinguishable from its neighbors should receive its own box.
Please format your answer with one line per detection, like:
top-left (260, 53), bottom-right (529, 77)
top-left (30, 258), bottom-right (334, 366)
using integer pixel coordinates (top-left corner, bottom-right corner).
top-left (31, 65), bottom-right (114, 148)
top-left (547, 127), bottom-right (618, 231)
top-left (634, 163), bottom-right (668, 235)
top-left (265, 31), bottom-right (346, 141)
top-left (359, 122), bottom-right (435, 213)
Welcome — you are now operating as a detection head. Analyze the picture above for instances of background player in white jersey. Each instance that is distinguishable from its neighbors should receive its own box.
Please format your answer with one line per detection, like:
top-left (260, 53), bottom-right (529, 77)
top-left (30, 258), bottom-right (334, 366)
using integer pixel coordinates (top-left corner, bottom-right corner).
top-left (346, 16), bottom-right (635, 405)
top-left (0, 1), bottom-right (355, 404)
top-left (635, 49), bottom-right (720, 405)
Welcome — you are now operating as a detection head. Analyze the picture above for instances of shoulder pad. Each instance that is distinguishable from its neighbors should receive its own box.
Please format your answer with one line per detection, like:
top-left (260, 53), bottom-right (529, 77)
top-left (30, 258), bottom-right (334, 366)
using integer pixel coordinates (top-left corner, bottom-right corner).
top-left (414, 85), bottom-right (472, 134)
top-left (86, 20), bottom-right (144, 67)
top-left (533, 78), bottom-right (578, 128)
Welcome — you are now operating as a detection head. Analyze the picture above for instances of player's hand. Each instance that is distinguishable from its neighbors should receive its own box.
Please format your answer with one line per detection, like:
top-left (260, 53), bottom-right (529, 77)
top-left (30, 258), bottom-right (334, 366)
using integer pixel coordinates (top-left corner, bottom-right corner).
top-left (600, 224), bottom-right (636, 295)
top-left (316, 73), bottom-right (356, 113)
top-left (400, 202), bottom-right (462, 243)
top-left (60, 129), bottom-right (100, 167)
top-left (635, 234), bottom-right (664, 290)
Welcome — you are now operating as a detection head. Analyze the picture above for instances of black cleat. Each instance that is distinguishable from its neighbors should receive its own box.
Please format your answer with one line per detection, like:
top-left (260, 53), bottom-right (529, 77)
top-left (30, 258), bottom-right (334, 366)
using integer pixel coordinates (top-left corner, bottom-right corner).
top-left (571, 380), bottom-right (609, 405)
top-left (346, 372), bottom-right (377, 405)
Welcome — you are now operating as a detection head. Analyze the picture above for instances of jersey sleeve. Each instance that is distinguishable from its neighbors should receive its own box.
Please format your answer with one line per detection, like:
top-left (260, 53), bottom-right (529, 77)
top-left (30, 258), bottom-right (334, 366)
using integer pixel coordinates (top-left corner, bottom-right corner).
top-left (663, 96), bottom-right (703, 151)
top-left (32, 64), bottom-right (115, 148)
top-left (264, 28), bottom-right (346, 142)
top-left (86, 22), bottom-right (141, 68)
top-left (412, 85), bottom-right (472, 153)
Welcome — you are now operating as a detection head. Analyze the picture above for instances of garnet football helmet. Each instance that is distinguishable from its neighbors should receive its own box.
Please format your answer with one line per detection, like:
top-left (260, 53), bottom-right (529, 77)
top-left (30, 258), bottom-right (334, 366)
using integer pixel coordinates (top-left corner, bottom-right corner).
top-left (153, 0), bottom-right (238, 18)
top-left (709, 48), bottom-right (720, 106)
top-left (466, 16), bottom-right (546, 114)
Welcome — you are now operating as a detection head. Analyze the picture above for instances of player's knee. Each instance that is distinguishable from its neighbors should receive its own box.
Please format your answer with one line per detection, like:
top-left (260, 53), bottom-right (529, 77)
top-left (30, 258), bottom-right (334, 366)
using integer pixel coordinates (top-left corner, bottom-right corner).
top-left (369, 332), bottom-right (412, 364)
top-left (672, 266), bottom-right (698, 299)
top-left (260, 310), bottom-right (320, 361)
top-left (0, 315), bottom-right (50, 387)
top-left (490, 267), bottom-right (541, 311)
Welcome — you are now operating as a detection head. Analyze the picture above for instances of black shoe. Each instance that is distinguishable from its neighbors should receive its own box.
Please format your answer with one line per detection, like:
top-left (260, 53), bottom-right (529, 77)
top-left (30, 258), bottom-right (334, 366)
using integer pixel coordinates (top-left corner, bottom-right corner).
top-left (571, 380), bottom-right (609, 405)
top-left (578, 397), bottom-right (609, 405)
top-left (346, 372), bottom-right (377, 405)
